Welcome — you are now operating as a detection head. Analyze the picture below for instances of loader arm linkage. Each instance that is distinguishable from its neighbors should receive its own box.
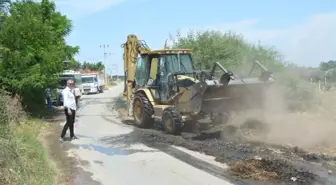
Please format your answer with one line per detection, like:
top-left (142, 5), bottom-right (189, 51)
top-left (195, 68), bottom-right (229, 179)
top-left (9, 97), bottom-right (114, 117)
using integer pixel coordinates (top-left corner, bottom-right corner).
top-left (121, 35), bottom-right (150, 102)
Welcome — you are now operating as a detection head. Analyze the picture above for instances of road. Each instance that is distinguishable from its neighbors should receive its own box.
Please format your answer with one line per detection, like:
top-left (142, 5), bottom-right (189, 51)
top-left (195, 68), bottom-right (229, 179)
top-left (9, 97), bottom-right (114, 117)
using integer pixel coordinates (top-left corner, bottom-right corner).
top-left (62, 83), bottom-right (235, 185)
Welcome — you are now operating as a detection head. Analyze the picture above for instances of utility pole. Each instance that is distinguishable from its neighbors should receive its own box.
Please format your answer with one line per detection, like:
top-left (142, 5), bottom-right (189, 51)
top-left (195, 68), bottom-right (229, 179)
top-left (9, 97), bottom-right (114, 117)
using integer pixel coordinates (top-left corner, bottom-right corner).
top-left (100, 44), bottom-right (111, 86)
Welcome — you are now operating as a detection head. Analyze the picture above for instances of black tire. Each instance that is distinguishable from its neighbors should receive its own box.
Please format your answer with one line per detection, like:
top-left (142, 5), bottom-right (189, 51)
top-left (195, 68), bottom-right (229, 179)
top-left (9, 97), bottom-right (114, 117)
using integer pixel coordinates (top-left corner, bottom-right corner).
top-left (132, 93), bottom-right (154, 128)
top-left (211, 112), bottom-right (230, 125)
top-left (162, 108), bottom-right (183, 135)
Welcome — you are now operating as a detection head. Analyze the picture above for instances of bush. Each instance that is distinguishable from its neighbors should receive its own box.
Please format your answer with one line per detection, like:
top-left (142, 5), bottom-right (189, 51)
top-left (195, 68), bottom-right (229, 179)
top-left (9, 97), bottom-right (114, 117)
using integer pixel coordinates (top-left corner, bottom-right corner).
top-left (0, 91), bottom-right (26, 125)
top-left (0, 89), bottom-right (25, 183)
top-left (0, 120), bottom-right (55, 185)
top-left (0, 90), bottom-right (55, 185)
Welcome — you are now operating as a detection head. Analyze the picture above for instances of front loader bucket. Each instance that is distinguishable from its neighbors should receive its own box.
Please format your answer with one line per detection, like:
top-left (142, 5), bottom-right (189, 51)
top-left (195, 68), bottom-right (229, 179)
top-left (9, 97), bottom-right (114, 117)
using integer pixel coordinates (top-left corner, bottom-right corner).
top-left (201, 77), bottom-right (273, 114)
top-left (173, 60), bottom-right (274, 115)
top-left (198, 60), bottom-right (275, 114)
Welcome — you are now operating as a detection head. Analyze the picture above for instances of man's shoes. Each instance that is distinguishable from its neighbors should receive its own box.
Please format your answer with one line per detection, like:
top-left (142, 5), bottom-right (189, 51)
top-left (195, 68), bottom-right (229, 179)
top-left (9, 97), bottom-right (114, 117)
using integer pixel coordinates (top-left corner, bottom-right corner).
top-left (59, 137), bottom-right (65, 142)
top-left (70, 136), bottom-right (79, 140)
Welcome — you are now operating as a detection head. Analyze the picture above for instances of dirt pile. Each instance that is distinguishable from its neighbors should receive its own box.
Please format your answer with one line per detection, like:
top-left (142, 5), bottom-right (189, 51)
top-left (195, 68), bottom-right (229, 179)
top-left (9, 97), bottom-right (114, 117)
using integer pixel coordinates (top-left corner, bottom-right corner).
top-left (230, 158), bottom-right (278, 181)
top-left (230, 157), bottom-right (317, 184)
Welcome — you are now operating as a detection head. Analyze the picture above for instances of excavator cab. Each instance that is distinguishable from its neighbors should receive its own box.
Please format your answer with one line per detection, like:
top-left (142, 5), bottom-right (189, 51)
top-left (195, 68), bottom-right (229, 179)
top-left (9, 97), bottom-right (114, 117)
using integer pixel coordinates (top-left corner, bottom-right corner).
top-left (133, 50), bottom-right (194, 102)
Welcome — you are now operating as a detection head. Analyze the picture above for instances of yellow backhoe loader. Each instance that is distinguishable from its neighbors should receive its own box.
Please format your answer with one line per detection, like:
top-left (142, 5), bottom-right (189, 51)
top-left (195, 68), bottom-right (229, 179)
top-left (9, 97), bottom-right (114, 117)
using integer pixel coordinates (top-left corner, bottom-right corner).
top-left (121, 34), bottom-right (275, 135)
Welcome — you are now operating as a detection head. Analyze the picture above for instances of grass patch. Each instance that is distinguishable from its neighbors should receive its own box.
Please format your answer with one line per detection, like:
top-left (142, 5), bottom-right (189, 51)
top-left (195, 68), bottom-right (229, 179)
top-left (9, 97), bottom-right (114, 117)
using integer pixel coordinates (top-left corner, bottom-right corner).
top-left (0, 119), bottom-right (56, 185)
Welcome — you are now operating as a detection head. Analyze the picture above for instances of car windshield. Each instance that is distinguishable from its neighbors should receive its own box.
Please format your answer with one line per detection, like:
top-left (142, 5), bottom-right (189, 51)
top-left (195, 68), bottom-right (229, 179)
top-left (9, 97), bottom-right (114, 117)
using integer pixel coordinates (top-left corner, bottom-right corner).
top-left (82, 77), bottom-right (95, 83)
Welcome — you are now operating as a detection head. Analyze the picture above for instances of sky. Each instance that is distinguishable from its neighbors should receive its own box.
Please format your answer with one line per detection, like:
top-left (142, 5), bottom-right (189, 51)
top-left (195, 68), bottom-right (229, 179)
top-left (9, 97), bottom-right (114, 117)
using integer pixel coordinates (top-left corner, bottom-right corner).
top-left (54, 0), bottom-right (336, 75)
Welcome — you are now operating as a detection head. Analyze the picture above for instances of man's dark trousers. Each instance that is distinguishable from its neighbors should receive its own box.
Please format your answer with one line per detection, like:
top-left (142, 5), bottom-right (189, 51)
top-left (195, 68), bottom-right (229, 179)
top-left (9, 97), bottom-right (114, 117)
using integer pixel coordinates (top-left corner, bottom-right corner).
top-left (61, 108), bottom-right (76, 138)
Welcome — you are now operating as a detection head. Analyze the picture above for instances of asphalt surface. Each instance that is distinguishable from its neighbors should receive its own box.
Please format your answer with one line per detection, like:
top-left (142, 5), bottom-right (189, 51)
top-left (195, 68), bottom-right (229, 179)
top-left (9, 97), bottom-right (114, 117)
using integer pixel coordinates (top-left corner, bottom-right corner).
top-left (62, 83), bottom-right (235, 185)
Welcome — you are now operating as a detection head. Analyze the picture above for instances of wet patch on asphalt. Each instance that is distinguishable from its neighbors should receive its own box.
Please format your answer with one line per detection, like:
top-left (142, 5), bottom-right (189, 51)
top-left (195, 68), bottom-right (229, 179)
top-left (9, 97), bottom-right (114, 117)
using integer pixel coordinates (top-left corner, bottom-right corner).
top-left (75, 143), bottom-right (159, 156)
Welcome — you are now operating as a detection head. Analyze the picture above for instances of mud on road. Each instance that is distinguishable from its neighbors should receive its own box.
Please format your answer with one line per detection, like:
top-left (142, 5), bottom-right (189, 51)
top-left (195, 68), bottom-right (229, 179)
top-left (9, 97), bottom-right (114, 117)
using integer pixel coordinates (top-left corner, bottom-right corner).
top-left (110, 96), bottom-right (336, 185)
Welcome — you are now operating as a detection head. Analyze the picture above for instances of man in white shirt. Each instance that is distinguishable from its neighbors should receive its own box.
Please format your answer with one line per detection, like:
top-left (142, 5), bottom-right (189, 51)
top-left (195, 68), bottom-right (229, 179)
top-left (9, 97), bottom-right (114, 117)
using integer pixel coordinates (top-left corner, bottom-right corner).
top-left (59, 79), bottom-right (78, 142)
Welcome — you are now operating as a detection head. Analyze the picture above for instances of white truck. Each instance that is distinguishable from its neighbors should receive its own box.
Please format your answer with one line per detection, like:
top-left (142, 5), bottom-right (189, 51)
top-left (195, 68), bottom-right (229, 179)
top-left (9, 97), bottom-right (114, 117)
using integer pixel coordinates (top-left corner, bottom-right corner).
top-left (81, 73), bottom-right (105, 94)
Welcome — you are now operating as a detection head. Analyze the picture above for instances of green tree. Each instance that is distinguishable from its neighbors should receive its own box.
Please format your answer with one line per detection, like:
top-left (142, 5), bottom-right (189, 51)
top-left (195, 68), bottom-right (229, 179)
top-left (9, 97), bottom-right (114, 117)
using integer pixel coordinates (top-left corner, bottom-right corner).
top-left (81, 61), bottom-right (105, 72)
top-left (171, 30), bottom-right (284, 74)
top-left (319, 60), bottom-right (336, 71)
top-left (94, 61), bottom-right (105, 71)
top-left (0, 0), bottom-right (79, 111)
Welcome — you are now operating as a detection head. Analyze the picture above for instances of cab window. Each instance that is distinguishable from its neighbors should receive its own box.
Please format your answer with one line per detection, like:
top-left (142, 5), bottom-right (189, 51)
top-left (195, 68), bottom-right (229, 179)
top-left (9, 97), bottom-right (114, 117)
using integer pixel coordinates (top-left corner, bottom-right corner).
top-left (134, 56), bottom-right (149, 86)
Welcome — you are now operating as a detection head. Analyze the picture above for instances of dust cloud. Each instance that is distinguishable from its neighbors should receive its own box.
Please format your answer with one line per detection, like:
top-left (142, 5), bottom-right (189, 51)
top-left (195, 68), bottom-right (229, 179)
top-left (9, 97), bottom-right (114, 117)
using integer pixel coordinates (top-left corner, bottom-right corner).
top-left (228, 83), bottom-right (336, 154)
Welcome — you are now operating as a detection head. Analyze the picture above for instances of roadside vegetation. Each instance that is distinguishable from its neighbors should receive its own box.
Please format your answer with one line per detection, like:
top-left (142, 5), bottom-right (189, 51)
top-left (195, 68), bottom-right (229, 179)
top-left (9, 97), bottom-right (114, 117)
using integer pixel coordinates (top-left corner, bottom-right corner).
top-left (0, 0), bottom-right (78, 184)
top-left (67, 60), bottom-right (105, 71)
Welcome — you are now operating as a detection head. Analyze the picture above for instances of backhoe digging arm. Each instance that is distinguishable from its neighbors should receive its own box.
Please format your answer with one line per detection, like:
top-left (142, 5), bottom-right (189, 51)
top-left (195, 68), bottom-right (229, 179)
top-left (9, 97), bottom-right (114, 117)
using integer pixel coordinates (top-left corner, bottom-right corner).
top-left (121, 34), bottom-right (150, 102)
